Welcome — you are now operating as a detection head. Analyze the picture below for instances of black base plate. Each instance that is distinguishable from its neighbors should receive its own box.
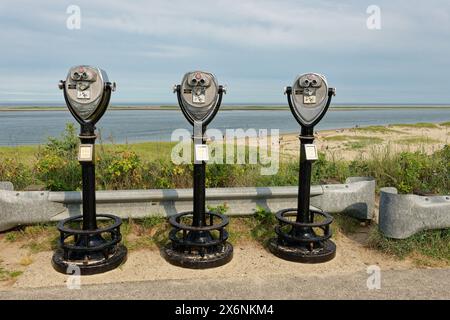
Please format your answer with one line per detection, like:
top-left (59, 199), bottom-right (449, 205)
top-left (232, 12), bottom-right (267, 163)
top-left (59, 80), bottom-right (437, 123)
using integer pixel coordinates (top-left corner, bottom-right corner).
top-left (162, 242), bottom-right (233, 269)
top-left (268, 238), bottom-right (336, 264)
top-left (51, 245), bottom-right (128, 275)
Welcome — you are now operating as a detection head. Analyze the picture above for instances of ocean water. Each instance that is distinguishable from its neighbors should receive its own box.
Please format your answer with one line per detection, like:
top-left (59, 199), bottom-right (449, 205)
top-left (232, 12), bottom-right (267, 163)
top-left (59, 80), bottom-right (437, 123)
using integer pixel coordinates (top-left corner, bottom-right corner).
top-left (0, 108), bottom-right (449, 146)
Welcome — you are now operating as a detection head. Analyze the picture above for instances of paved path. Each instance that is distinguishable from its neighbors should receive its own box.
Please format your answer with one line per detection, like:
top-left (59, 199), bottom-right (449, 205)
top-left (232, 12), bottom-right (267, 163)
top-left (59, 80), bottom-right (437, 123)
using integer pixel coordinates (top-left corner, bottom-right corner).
top-left (0, 268), bottom-right (449, 300)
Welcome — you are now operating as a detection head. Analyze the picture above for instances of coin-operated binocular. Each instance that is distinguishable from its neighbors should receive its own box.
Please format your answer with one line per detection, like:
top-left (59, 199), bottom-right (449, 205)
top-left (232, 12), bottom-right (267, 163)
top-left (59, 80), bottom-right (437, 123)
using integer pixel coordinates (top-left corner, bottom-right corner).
top-left (52, 66), bottom-right (127, 275)
top-left (269, 73), bottom-right (337, 263)
top-left (163, 71), bottom-right (233, 269)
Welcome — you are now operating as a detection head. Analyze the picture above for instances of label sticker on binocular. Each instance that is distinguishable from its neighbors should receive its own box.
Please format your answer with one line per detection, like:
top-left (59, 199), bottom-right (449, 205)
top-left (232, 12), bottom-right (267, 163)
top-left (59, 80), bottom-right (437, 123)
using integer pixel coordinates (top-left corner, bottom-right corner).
top-left (304, 95), bottom-right (316, 104)
top-left (192, 87), bottom-right (206, 104)
top-left (195, 144), bottom-right (209, 161)
top-left (304, 144), bottom-right (318, 160)
top-left (78, 144), bottom-right (94, 162)
top-left (77, 90), bottom-right (91, 99)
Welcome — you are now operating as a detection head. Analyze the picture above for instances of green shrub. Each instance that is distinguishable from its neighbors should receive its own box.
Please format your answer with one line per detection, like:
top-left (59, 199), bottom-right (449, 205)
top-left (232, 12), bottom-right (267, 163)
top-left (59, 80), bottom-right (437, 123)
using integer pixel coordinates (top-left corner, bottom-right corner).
top-left (312, 152), bottom-right (349, 183)
top-left (140, 160), bottom-right (191, 189)
top-left (44, 123), bottom-right (79, 158)
top-left (34, 124), bottom-right (81, 191)
top-left (0, 158), bottom-right (34, 189)
top-left (393, 149), bottom-right (448, 194)
top-left (346, 146), bottom-right (449, 194)
top-left (207, 203), bottom-right (229, 215)
top-left (35, 153), bottom-right (81, 190)
top-left (97, 149), bottom-right (143, 189)
top-left (206, 163), bottom-right (239, 187)
top-left (256, 161), bottom-right (298, 186)
top-left (249, 206), bottom-right (276, 244)
top-left (395, 152), bottom-right (429, 193)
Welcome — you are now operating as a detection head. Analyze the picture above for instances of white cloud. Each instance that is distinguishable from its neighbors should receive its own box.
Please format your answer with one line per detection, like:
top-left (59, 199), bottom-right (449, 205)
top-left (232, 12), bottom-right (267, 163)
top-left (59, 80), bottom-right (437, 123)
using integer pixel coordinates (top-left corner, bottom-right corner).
top-left (133, 44), bottom-right (200, 58)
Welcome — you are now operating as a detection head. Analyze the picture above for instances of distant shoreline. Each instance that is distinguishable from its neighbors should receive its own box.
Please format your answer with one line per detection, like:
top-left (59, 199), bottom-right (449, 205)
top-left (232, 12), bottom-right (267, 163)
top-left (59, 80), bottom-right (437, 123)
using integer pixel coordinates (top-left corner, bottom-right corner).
top-left (1, 105), bottom-right (450, 112)
top-left (1, 121), bottom-right (448, 148)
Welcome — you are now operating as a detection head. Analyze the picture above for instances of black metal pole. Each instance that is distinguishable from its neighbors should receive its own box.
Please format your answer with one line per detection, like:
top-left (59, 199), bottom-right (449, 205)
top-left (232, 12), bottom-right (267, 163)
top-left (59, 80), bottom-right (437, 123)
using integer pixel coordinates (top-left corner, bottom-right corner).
top-left (193, 164), bottom-right (206, 227)
top-left (80, 124), bottom-right (97, 231)
top-left (297, 126), bottom-right (315, 224)
top-left (192, 130), bottom-right (206, 227)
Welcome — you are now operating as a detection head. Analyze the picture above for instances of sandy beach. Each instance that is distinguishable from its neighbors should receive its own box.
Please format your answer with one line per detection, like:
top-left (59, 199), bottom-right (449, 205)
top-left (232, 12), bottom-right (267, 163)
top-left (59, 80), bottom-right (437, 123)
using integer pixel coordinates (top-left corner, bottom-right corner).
top-left (278, 123), bottom-right (450, 161)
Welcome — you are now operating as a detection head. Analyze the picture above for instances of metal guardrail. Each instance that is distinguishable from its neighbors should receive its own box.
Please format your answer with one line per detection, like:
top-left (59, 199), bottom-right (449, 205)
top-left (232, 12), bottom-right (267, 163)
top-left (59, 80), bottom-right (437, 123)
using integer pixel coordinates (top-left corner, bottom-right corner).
top-left (379, 187), bottom-right (450, 239)
top-left (0, 177), bottom-right (375, 232)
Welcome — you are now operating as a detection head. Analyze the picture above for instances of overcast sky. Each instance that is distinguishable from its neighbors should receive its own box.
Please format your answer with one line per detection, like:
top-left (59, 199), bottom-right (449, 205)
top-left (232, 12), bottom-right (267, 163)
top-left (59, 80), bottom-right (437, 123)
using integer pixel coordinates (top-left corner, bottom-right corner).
top-left (0, 0), bottom-right (449, 104)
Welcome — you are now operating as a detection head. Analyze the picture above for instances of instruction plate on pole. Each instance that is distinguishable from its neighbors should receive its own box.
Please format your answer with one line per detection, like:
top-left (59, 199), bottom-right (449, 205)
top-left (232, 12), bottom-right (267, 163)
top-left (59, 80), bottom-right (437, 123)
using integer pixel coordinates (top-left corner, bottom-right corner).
top-left (78, 144), bottom-right (94, 162)
top-left (304, 144), bottom-right (318, 161)
top-left (194, 144), bottom-right (209, 162)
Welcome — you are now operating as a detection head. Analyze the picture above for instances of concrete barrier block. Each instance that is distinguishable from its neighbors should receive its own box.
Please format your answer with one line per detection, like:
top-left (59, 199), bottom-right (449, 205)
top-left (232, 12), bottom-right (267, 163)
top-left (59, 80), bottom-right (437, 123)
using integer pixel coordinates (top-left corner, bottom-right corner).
top-left (311, 177), bottom-right (375, 220)
top-left (379, 187), bottom-right (450, 239)
top-left (0, 181), bottom-right (14, 191)
top-left (0, 190), bottom-right (65, 231)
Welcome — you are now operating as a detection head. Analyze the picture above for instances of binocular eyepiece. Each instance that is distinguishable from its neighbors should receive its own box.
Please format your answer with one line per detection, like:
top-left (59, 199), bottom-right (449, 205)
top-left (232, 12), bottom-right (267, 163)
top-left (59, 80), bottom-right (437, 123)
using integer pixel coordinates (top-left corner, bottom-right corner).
top-left (299, 74), bottom-right (323, 88)
top-left (72, 71), bottom-right (89, 81)
top-left (190, 78), bottom-right (206, 86)
top-left (188, 72), bottom-right (211, 88)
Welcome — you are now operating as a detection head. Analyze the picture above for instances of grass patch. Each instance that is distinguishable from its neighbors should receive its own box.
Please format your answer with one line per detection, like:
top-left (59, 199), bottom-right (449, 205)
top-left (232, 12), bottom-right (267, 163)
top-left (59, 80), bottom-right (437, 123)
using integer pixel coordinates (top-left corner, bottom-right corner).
top-left (227, 217), bottom-right (255, 244)
top-left (323, 135), bottom-right (349, 142)
top-left (2, 216), bottom-right (170, 254)
top-left (5, 223), bottom-right (59, 253)
top-left (117, 209), bottom-right (364, 250)
top-left (121, 216), bottom-right (170, 251)
top-left (345, 141), bottom-right (369, 150)
top-left (0, 140), bottom-right (174, 164)
top-left (391, 122), bottom-right (438, 129)
top-left (0, 261), bottom-right (23, 281)
top-left (332, 213), bottom-right (362, 235)
top-left (368, 228), bottom-right (450, 266)
top-left (440, 121), bottom-right (450, 127)
top-left (0, 145), bottom-right (38, 165)
top-left (396, 136), bottom-right (440, 145)
top-left (234, 207), bottom-right (362, 247)
top-left (5, 232), bottom-right (17, 242)
top-left (0, 268), bottom-right (23, 281)
top-left (324, 136), bottom-right (384, 150)
top-left (324, 135), bottom-right (383, 149)
top-left (354, 125), bottom-right (401, 134)
top-left (101, 141), bottom-right (176, 162)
